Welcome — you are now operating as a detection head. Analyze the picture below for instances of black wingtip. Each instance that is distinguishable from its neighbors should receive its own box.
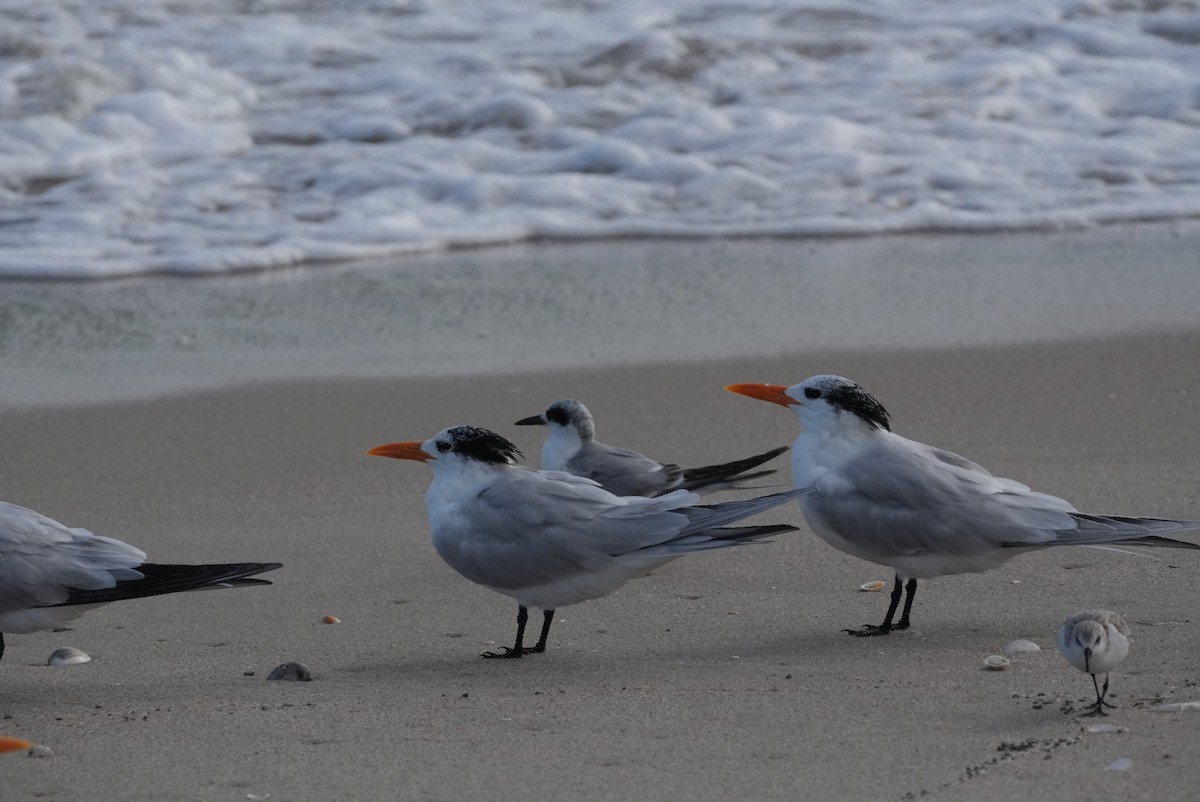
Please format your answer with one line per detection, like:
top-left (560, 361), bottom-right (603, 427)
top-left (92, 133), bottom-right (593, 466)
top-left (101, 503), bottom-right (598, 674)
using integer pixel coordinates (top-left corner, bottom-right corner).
top-left (679, 444), bottom-right (791, 490)
top-left (56, 561), bottom-right (283, 607)
top-left (709, 524), bottom-right (799, 542)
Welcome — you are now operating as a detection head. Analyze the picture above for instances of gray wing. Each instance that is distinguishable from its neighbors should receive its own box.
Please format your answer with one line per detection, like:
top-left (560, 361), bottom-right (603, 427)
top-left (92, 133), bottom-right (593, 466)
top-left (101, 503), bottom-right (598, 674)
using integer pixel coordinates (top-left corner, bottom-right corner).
top-left (809, 436), bottom-right (1083, 558)
top-left (0, 501), bottom-right (146, 613)
top-left (436, 470), bottom-right (696, 591)
top-left (566, 441), bottom-right (683, 497)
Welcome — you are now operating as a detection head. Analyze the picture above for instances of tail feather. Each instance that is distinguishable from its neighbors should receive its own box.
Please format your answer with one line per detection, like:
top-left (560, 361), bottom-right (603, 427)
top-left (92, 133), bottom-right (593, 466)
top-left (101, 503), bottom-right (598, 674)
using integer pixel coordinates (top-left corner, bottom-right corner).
top-left (679, 487), bottom-right (813, 535)
top-left (55, 562), bottom-right (282, 607)
top-left (1111, 535), bottom-right (1200, 549)
top-left (678, 445), bottom-right (790, 492)
top-left (638, 524), bottom-right (798, 557)
top-left (1038, 514), bottom-right (1200, 549)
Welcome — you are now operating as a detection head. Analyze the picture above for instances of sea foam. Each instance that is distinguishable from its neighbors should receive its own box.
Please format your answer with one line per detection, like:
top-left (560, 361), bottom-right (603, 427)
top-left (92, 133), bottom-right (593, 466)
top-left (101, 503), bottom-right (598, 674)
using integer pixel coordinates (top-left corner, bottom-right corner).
top-left (2, 0), bottom-right (1199, 278)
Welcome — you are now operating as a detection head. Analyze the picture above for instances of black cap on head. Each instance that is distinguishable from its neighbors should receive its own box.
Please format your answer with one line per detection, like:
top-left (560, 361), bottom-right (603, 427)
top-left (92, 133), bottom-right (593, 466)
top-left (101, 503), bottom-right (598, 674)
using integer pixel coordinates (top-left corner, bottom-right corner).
top-left (446, 426), bottom-right (523, 465)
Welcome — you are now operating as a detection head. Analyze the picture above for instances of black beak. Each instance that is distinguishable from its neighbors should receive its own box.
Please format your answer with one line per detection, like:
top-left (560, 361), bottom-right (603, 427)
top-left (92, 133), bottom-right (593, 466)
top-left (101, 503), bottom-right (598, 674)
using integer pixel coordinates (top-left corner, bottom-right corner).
top-left (1084, 648), bottom-right (1091, 674)
top-left (514, 415), bottom-right (546, 426)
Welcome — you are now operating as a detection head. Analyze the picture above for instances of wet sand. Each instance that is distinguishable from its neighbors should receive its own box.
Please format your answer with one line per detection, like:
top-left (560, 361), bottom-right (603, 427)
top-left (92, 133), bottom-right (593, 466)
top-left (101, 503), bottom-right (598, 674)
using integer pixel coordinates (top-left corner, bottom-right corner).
top-left (2, 231), bottom-right (1200, 799)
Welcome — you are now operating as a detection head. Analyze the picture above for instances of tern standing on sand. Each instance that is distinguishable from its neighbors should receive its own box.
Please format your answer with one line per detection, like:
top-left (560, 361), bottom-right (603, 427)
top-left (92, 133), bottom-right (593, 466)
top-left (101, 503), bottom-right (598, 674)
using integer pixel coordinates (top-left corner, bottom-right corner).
top-left (0, 500), bottom-right (281, 662)
top-left (368, 425), bottom-right (810, 658)
top-left (726, 375), bottom-right (1200, 635)
top-left (516, 399), bottom-right (788, 497)
top-left (1056, 610), bottom-right (1130, 716)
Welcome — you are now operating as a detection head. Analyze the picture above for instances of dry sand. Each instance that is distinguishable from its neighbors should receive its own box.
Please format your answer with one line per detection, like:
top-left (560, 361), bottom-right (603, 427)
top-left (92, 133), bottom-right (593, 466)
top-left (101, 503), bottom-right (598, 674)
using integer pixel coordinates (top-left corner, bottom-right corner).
top-left (2, 230), bottom-right (1200, 800)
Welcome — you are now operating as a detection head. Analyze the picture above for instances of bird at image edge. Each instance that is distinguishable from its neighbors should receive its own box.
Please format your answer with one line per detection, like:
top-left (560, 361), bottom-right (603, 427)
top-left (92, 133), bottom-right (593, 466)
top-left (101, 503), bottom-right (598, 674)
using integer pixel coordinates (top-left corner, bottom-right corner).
top-left (726, 375), bottom-right (1200, 636)
top-left (0, 500), bottom-right (281, 662)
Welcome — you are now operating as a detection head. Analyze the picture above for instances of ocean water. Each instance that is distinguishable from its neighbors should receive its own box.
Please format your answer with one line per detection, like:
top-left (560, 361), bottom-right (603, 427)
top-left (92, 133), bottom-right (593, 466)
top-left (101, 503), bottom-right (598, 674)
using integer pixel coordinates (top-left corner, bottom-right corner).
top-left (2, 0), bottom-right (1200, 278)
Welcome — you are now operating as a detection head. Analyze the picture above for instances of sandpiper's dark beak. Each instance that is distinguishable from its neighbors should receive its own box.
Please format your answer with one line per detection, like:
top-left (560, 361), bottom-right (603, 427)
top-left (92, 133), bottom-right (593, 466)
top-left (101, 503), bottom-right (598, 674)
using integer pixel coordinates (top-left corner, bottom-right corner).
top-left (514, 414), bottom-right (546, 426)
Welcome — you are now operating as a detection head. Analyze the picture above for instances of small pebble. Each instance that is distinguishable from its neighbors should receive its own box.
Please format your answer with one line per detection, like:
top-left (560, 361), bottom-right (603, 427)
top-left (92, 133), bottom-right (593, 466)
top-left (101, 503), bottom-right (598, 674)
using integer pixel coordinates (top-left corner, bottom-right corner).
top-left (1105, 757), bottom-right (1133, 772)
top-left (322, 615), bottom-right (340, 624)
top-left (267, 662), bottom-right (313, 682)
top-left (48, 647), bottom-right (91, 667)
top-left (1002, 639), bottom-right (1041, 655)
top-left (982, 655), bottom-right (1010, 670)
top-left (1148, 700), bottom-right (1200, 713)
top-left (27, 744), bottom-right (54, 759)
top-left (859, 580), bottom-right (886, 592)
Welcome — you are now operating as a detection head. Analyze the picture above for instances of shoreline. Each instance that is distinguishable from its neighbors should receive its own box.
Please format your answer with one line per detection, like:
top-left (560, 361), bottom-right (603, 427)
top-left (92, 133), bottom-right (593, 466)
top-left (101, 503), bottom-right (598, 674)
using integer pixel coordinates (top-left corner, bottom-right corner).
top-left (3, 218), bottom-right (1196, 284)
top-left (3, 221), bottom-right (1199, 410)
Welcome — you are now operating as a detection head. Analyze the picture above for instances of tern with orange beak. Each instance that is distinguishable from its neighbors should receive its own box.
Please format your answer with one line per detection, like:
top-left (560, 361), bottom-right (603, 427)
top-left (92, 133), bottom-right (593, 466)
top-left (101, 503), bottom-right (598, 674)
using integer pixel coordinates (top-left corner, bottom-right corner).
top-left (726, 375), bottom-right (1200, 636)
top-left (368, 425), bottom-right (811, 658)
top-left (515, 399), bottom-right (787, 497)
top-left (0, 500), bottom-right (280, 663)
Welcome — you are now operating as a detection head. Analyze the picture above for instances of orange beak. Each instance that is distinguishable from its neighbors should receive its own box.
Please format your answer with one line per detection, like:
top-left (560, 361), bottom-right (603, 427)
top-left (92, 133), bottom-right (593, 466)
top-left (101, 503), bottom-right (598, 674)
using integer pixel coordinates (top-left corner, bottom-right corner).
top-left (0, 736), bottom-right (32, 755)
top-left (724, 383), bottom-right (795, 407)
top-left (366, 441), bottom-right (431, 461)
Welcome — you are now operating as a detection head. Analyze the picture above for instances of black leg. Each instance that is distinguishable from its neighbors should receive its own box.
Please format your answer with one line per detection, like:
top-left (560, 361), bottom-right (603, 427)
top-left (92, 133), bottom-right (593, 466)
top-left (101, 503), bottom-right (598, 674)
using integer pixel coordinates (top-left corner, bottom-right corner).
top-left (0, 632), bottom-right (5, 663)
top-left (1082, 673), bottom-right (1117, 716)
top-left (1099, 674), bottom-right (1117, 709)
top-left (530, 609), bottom-right (555, 654)
top-left (896, 578), bottom-right (918, 630)
top-left (844, 574), bottom-right (903, 637)
top-left (482, 606), bottom-right (554, 659)
top-left (483, 605), bottom-right (530, 658)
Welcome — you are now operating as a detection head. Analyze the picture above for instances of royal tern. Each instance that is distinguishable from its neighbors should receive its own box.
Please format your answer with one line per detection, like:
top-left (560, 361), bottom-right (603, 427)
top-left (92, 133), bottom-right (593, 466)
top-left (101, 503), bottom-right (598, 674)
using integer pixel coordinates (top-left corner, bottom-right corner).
top-left (0, 500), bottom-right (281, 662)
top-left (1056, 610), bottom-right (1130, 716)
top-left (725, 375), bottom-right (1200, 636)
top-left (368, 425), bottom-right (810, 658)
top-left (515, 399), bottom-right (788, 497)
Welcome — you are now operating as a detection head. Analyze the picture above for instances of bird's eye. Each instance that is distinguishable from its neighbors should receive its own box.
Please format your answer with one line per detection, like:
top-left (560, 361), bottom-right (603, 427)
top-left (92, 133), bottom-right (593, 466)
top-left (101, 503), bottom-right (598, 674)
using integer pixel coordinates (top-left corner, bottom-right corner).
top-left (804, 387), bottom-right (821, 400)
top-left (436, 441), bottom-right (452, 453)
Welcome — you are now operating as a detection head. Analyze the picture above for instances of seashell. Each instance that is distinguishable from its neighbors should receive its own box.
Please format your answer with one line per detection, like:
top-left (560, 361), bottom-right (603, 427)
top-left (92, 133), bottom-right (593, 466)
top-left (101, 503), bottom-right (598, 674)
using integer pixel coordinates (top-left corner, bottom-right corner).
top-left (981, 654), bottom-right (1010, 670)
top-left (266, 662), bottom-right (312, 682)
top-left (1086, 723), bottom-right (1122, 734)
top-left (322, 615), bottom-right (340, 624)
top-left (27, 744), bottom-right (54, 758)
top-left (859, 580), bottom-right (886, 592)
top-left (1002, 639), bottom-right (1041, 655)
top-left (48, 647), bottom-right (91, 667)
top-left (0, 736), bottom-right (33, 754)
top-left (1104, 757), bottom-right (1133, 772)
top-left (1147, 700), bottom-right (1200, 713)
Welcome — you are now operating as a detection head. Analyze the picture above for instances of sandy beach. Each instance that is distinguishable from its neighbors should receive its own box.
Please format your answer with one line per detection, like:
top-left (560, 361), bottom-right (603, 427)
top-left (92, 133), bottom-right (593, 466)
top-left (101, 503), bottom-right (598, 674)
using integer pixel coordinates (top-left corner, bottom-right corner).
top-left (2, 229), bottom-right (1200, 800)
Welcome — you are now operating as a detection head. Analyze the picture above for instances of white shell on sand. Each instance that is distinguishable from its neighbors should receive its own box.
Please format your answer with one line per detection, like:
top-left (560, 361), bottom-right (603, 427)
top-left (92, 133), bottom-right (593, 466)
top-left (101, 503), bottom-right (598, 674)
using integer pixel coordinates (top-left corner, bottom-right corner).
top-left (981, 655), bottom-right (1010, 670)
top-left (1086, 723), bottom-right (1122, 734)
top-left (859, 580), bottom-right (886, 592)
top-left (1105, 757), bottom-right (1133, 772)
top-left (267, 662), bottom-right (313, 682)
top-left (1002, 639), bottom-right (1041, 655)
top-left (47, 647), bottom-right (91, 667)
top-left (1148, 700), bottom-right (1200, 713)
top-left (27, 744), bottom-right (55, 758)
